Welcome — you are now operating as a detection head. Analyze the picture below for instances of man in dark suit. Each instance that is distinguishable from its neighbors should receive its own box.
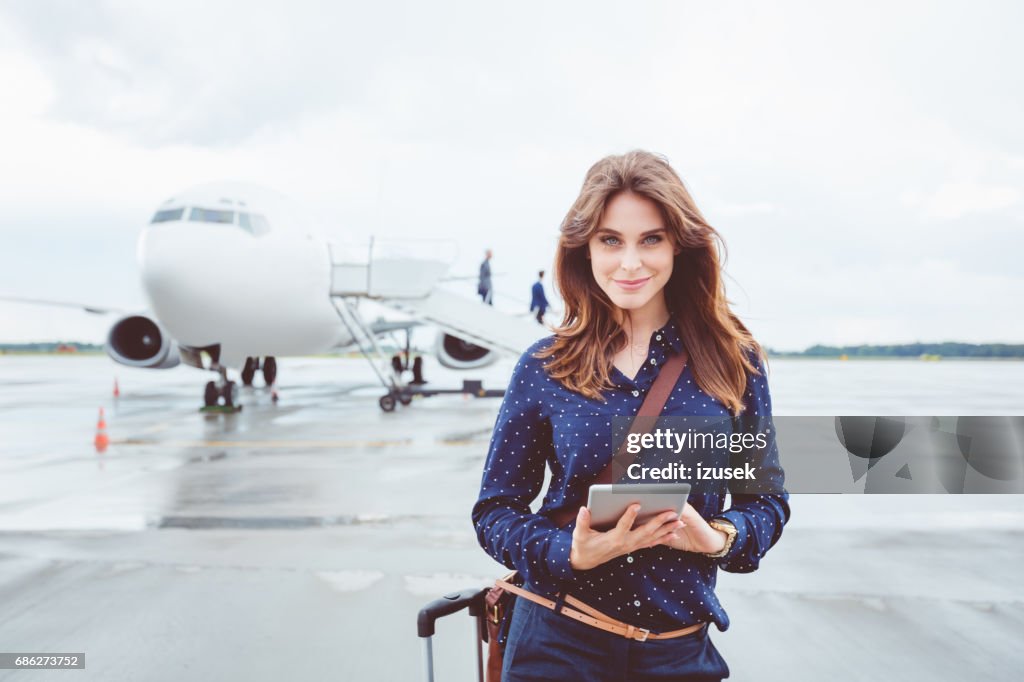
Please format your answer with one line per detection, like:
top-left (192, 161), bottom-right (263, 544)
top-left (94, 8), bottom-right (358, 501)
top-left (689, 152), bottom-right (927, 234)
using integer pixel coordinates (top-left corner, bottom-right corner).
top-left (478, 249), bottom-right (493, 304)
top-left (530, 270), bottom-right (550, 325)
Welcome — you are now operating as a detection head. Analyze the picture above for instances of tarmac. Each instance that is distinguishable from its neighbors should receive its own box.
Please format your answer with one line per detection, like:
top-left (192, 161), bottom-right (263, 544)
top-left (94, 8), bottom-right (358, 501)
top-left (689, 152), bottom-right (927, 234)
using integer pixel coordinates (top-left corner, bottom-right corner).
top-left (0, 355), bottom-right (1022, 681)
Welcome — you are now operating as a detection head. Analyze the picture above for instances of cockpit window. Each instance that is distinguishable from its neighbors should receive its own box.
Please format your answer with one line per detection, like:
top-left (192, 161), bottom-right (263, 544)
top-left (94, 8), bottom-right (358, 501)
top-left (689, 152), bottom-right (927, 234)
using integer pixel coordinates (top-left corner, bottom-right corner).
top-left (251, 214), bottom-right (270, 235)
top-left (188, 207), bottom-right (235, 224)
top-left (237, 212), bottom-right (270, 236)
top-left (150, 205), bottom-right (268, 235)
top-left (150, 208), bottom-right (185, 223)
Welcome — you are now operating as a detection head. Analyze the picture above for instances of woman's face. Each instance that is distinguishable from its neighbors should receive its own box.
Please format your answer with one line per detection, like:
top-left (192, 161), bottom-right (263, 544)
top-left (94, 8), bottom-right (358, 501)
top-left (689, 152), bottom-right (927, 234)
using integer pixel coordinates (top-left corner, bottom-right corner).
top-left (588, 191), bottom-right (676, 317)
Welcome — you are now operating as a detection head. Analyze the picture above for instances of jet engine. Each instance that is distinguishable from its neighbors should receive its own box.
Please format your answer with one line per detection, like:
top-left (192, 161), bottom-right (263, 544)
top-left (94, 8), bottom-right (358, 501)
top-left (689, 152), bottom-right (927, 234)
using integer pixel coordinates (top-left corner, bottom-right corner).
top-left (105, 314), bottom-right (180, 368)
top-left (435, 332), bottom-right (498, 370)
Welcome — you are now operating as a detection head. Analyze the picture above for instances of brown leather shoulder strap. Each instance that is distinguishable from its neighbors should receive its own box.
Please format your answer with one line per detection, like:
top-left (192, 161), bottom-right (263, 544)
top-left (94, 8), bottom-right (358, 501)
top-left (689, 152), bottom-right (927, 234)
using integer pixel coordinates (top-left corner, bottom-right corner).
top-left (550, 350), bottom-right (688, 527)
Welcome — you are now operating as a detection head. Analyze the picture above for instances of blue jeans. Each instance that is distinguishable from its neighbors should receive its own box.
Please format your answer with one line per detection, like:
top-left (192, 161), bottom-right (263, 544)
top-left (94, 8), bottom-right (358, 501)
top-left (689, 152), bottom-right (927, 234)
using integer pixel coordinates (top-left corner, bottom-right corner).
top-left (502, 596), bottom-right (730, 681)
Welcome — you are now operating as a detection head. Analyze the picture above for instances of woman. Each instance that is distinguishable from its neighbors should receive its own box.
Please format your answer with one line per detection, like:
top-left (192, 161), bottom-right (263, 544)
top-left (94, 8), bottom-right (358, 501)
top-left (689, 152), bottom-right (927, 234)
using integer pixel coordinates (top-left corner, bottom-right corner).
top-left (472, 150), bottom-right (789, 681)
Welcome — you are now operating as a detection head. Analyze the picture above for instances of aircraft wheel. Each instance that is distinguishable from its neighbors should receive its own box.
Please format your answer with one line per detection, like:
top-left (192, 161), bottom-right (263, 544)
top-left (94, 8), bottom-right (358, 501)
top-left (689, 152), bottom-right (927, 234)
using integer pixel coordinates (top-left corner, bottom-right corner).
top-left (204, 381), bottom-right (218, 407)
top-left (222, 381), bottom-right (238, 407)
top-left (241, 357), bottom-right (256, 386)
top-left (262, 356), bottom-right (277, 386)
top-left (379, 394), bottom-right (396, 412)
top-left (398, 394), bottom-right (412, 406)
top-left (411, 356), bottom-right (427, 385)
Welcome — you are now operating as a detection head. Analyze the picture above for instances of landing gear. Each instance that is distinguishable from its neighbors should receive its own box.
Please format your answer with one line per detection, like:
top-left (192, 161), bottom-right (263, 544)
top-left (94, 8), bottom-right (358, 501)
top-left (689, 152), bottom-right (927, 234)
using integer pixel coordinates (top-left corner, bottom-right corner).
top-left (200, 366), bottom-right (243, 413)
top-left (330, 296), bottom-right (498, 414)
top-left (204, 381), bottom-right (218, 407)
top-left (262, 356), bottom-right (277, 386)
top-left (241, 357), bottom-right (257, 386)
top-left (222, 380), bottom-right (238, 407)
top-left (384, 350), bottom-right (422, 410)
top-left (389, 346), bottom-right (428, 387)
top-left (411, 356), bottom-right (427, 385)
top-left (240, 356), bottom-right (276, 389)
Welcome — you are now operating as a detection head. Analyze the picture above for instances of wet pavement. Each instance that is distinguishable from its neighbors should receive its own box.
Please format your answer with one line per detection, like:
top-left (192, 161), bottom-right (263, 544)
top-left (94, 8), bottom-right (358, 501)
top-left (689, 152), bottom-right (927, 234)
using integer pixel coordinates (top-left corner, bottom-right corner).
top-left (0, 356), bottom-right (1022, 680)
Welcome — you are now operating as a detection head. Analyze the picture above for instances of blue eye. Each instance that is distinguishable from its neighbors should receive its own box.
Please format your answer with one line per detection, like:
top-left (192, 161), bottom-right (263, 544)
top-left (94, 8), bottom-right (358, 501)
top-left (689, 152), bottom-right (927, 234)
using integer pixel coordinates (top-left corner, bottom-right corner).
top-left (643, 235), bottom-right (663, 245)
top-left (602, 236), bottom-right (621, 246)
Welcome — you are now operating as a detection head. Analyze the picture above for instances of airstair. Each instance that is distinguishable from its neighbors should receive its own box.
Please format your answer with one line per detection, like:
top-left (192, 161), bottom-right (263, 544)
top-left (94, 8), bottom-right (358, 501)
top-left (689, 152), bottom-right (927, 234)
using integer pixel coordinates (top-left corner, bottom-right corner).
top-left (327, 238), bottom-right (544, 411)
top-left (328, 239), bottom-right (542, 356)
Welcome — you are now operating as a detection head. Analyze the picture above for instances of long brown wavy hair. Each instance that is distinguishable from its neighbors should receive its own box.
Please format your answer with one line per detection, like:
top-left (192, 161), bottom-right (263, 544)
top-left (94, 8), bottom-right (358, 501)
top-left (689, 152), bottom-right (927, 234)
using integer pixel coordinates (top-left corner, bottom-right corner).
top-left (535, 150), bottom-right (763, 415)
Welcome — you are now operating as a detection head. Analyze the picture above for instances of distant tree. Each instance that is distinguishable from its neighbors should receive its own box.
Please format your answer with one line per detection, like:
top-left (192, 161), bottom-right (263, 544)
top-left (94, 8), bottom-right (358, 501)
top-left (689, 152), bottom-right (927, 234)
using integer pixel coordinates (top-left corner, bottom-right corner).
top-left (768, 342), bottom-right (1024, 358)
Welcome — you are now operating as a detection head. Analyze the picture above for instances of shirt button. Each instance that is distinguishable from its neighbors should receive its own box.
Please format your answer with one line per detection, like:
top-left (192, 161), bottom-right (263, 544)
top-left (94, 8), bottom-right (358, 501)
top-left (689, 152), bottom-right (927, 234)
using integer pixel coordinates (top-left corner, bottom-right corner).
top-left (631, 390), bottom-right (639, 397)
top-left (655, 335), bottom-right (662, 341)
top-left (633, 600), bottom-right (641, 607)
top-left (626, 555), bottom-right (634, 563)
top-left (650, 358), bottom-right (657, 365)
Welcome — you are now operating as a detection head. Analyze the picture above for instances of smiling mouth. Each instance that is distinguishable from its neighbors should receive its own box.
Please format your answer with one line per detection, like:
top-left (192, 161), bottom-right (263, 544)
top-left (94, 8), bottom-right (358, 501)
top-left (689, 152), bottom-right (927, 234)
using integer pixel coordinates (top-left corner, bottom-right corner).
top-left (615, 277), bottom-right (651, 287)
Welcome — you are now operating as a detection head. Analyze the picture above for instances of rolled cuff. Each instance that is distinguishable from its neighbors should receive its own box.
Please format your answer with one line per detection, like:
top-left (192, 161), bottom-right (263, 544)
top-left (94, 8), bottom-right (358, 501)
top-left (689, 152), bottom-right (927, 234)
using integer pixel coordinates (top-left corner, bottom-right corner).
top-left (544, 528), bottom-right (576, 585)
top-left (713, 511), bottom-right (749, 565)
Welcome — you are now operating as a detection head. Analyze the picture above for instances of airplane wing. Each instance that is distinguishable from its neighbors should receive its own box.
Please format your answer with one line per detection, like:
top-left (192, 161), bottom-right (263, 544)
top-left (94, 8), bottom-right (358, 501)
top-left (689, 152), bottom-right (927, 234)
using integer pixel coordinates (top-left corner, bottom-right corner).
top-left (0, 295), bottom-right (127, 315)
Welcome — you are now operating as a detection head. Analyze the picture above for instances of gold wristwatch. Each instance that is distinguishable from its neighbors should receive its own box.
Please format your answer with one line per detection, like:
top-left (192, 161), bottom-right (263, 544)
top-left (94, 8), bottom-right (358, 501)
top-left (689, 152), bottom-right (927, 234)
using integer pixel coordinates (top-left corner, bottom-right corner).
top-left (704, 519), bottom-right (737, 558)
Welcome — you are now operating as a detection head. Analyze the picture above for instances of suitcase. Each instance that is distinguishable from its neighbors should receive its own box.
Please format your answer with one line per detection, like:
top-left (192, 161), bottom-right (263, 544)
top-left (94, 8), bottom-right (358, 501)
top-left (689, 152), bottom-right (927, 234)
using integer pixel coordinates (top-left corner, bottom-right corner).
top-left (417, 586), bottom-right (491, 682)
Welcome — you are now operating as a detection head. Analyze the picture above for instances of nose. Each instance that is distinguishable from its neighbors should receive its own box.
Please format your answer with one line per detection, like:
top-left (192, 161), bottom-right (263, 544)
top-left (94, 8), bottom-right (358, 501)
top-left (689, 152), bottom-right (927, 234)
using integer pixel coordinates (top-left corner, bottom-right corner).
top-left (620, 244), bottom-right (642, 273)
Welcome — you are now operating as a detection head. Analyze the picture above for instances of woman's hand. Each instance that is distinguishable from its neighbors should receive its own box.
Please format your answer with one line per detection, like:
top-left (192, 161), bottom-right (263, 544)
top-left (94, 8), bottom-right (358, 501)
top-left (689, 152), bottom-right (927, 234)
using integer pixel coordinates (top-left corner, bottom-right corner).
top-left (661, 503), bottom-right (728, 554)
top-left (569, 504), bottom-right (684, 571)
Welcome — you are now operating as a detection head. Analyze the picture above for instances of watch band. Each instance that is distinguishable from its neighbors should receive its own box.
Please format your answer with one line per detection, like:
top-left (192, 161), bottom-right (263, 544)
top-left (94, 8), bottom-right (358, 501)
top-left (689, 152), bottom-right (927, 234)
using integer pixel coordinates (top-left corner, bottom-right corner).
top-left (704, 519), bottom-right (737, 558)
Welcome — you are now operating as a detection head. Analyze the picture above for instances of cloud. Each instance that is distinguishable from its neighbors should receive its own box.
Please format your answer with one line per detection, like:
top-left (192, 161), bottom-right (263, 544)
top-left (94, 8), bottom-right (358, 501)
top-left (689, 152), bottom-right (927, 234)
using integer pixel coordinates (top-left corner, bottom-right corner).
top-left (708, 201), bottom-right (777, 218)
top-left (1, 2), bottom-right (1023, 347)
top-left (903, 182), bottom-right (1021, 221)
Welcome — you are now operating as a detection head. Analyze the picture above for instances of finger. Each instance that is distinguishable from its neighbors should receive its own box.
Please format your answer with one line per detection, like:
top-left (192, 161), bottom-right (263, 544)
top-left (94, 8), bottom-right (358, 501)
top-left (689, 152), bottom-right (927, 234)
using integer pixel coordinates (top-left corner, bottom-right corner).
top-left (575, 506), bottom-right (591, 534)
top-left (632, 518), bottom-right (681, 551)
top-left (615, 504), bottom-right (641, 533)
top-left (646, 528), bottom-right (679, 548)
top-left (652, 519), bottom-right (685, 538)
top-left (678, 502), bottom-right (700, 523)
top-left (637, 510), bottom-right (683, 537)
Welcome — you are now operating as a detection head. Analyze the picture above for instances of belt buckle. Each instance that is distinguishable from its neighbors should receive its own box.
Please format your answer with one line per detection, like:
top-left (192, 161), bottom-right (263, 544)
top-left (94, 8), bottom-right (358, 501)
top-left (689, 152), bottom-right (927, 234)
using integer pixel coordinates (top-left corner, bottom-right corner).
top-left (636, 628), bottom-right (650, 642)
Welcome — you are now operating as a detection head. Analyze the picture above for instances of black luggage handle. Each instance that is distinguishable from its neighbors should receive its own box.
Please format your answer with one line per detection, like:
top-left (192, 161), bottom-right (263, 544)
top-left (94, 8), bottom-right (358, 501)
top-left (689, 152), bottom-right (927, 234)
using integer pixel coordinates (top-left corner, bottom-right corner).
top-left (417, 587), bottom-right (489, 637)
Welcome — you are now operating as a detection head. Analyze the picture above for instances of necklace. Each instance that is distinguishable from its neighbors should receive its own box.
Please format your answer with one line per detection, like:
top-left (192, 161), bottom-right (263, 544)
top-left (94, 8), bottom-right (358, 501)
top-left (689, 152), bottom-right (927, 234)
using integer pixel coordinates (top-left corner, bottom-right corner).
top-left (624, 339), bottom-right (648, 377)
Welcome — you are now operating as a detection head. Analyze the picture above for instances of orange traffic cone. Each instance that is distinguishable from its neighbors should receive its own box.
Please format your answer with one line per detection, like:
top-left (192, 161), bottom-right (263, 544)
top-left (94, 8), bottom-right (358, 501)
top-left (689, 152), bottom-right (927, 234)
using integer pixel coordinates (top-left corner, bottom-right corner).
top-left (113, 378), bottom-right (120, 399)
top-left (94, 407), bottom-right (109, 453)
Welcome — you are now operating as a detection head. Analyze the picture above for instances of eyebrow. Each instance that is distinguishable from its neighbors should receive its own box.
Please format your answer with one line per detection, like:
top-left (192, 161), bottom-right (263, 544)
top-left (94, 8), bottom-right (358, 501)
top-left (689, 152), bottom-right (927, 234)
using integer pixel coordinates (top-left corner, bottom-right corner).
top-left (595, 227), bottom-right (667, 237)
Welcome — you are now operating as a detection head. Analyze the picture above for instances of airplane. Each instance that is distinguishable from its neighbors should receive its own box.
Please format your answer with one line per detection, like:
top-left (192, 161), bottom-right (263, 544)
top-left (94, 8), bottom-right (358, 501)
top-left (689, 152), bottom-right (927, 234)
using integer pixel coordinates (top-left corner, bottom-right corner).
top-left (10, 182), bottom-right (545, 412)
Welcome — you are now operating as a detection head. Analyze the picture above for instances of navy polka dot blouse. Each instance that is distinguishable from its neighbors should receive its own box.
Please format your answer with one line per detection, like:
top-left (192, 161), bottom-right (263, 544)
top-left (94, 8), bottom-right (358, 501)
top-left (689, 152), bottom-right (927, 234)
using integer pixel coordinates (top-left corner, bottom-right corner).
top-left (472, 317), bottom-right (790, 633)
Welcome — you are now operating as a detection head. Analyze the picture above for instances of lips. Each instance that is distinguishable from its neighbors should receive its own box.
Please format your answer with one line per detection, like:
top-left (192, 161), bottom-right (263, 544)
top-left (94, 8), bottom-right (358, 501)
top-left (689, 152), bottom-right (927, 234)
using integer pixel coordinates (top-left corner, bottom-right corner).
top-left (614, 277), bottom-right (651, 291)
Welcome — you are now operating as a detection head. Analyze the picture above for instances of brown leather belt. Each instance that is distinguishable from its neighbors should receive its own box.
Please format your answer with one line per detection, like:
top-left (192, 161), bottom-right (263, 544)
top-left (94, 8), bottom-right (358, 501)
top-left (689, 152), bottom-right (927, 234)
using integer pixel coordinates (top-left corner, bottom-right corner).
top-left (495, 572), bottom-right (706, 642)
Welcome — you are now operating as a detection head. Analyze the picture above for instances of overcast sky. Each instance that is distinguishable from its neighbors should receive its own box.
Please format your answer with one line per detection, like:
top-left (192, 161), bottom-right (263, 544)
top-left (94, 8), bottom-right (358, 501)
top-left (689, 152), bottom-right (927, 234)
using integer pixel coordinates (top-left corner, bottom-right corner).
top-left (0, 1), bottom-right (1021, 350)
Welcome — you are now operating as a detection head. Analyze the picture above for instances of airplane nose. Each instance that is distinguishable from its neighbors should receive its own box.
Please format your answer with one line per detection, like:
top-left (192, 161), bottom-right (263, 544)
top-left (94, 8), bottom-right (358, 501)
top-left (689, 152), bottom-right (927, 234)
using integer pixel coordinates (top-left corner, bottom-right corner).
top-left (139, 223), bottom-right (242, 293)
top-left (137, 224), bottom-right (242, 339)
top-left (138, 227), bottom-right (203, 294)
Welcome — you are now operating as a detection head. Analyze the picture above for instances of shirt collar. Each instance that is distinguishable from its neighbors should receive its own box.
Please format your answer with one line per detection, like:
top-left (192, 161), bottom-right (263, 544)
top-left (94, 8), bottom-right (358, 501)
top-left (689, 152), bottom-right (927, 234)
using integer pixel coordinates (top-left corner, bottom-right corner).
top-left (651, 317), bottom-right (685, 355)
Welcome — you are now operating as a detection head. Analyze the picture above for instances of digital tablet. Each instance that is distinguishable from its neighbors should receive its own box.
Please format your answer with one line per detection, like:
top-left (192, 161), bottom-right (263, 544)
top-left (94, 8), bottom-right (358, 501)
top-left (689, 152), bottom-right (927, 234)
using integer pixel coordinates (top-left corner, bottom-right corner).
top-left (586, 483), bottom-right (691, 531)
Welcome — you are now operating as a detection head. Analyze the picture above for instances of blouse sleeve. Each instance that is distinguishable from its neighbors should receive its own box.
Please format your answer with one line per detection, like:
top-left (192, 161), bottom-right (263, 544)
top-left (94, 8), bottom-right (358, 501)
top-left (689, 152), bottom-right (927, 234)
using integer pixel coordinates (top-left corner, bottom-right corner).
top-left (471, 345), bottom-right (576, 588)
top-left (713, 354), bottom-right (791, 573)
